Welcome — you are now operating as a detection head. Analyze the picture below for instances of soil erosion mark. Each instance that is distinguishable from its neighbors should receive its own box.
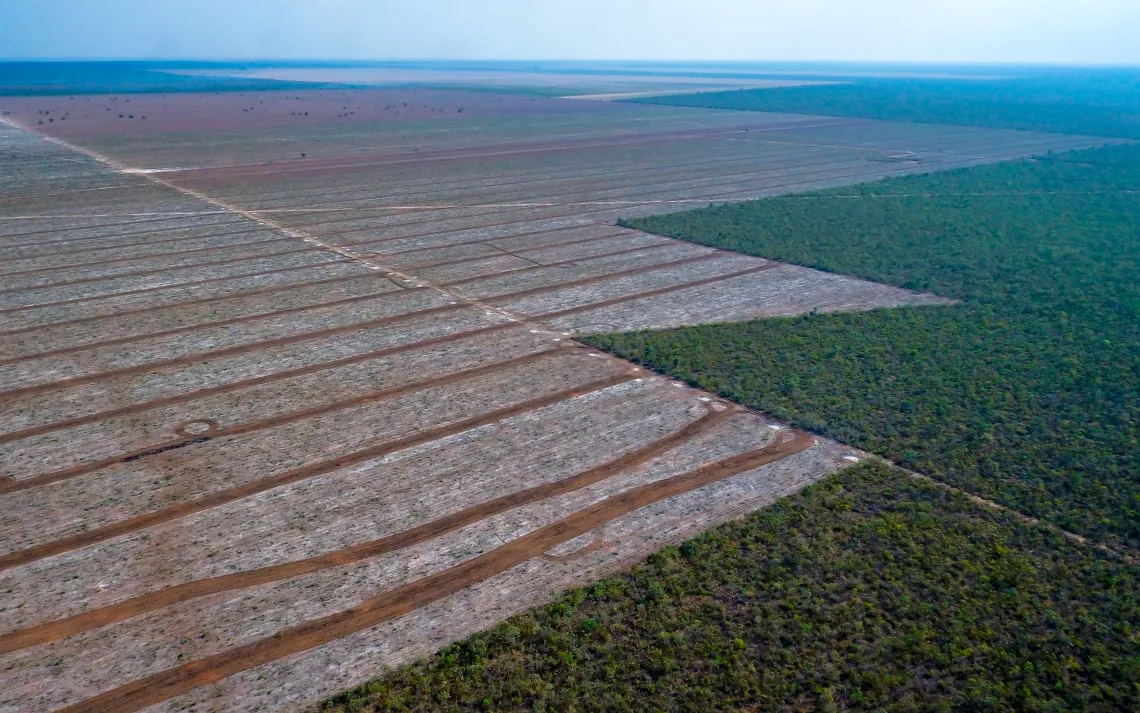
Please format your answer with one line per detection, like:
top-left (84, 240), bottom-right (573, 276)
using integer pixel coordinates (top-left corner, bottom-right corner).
top-left (0, 406), bottom-right (729, 653)
top-left (57, 429), bottom-right (814, 713)
top-left (0, 373), bottom-right (636, 571)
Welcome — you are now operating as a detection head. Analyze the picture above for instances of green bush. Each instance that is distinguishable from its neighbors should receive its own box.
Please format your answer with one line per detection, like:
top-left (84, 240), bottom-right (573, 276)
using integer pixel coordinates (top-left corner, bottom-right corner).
top-left (593, 143), bottom-right (1140, 547)
top-left (319, 462), bottom-right (1140, 712)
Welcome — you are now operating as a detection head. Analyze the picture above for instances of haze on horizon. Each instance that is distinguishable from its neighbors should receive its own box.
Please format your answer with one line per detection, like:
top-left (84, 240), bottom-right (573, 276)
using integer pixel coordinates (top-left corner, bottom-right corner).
top-left (2, 0), bottom-right (1139, 66)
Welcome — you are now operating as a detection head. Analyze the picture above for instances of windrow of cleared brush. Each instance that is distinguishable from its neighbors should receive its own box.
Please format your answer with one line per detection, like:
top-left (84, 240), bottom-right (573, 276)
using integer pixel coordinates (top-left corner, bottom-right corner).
top-left (591, 142), bottom-right (1140, 547)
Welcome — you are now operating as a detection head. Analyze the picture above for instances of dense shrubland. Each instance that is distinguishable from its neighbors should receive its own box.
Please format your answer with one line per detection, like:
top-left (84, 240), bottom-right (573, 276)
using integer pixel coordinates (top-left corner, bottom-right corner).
top-left (321, 462), bottom-right (1140, 712)
top-left (319, 142), bottom-right (1140, 713)
top-left (632, 70), bottom-right (1140, 139)
top-left (594, 143), bottom-right (1140, 548)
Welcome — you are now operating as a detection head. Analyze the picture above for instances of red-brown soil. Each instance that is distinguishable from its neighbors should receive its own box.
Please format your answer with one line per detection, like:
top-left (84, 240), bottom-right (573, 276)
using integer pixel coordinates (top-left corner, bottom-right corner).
top-left (0, 407), bottom-right (730, 653)
top-left (0, 91), bottom-right (1103, 713)
top-left (53, 430), bottom-right (813, 713)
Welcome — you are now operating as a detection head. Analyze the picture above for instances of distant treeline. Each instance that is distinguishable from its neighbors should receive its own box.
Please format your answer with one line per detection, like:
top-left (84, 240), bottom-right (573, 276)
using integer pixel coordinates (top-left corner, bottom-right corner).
top-left (631, 70), bottom-right (1140, 139)
top-left (593, 142), bottom-right (1140, 548)
top-left (0, 62), bottom-right (329, 96)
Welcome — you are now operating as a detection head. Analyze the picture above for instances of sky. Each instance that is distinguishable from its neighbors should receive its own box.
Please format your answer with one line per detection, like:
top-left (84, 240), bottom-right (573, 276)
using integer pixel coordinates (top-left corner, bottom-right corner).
top-left (3, 0), bottom-right (1139, 64)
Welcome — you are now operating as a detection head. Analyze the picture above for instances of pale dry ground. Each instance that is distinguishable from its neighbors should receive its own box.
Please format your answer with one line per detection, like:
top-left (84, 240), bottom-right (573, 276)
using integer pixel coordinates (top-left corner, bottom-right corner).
top-left (0, 93), bottom-right (1111, 713)
top-left (173, 65), bottom-right (837, 97)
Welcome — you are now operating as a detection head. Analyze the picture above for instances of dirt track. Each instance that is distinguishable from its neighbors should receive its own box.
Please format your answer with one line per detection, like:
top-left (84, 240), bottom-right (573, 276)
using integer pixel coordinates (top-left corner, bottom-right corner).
top-left (0, 347), bottom-right (572, 492)
top-left (54, 429), bottom-right (813, 713)
top-left (0, 91), bottom-right (1106, 713)
top-left (0, 407), bottom-right (732, 653)
top-left (0, 372), bottom-right (635, 570)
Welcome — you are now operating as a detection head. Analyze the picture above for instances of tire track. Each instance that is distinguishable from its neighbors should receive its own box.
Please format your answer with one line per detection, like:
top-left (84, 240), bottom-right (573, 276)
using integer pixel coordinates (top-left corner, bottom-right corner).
top-left (55, 430), bottom-right (814, 713)
top-left (0, 406), bottom-right (729, 652)
top-left (0, 373), bottom-right (637, 571)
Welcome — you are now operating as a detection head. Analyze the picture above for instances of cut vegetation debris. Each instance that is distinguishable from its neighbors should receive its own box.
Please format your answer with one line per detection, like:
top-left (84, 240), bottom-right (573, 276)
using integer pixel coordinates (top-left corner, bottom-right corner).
top-left (319, 461), bottom-right (1140, 713)
top-left (0, 76), bottom-right (1132, 713)
top-left (593, 142), bottom-right (1140, 549)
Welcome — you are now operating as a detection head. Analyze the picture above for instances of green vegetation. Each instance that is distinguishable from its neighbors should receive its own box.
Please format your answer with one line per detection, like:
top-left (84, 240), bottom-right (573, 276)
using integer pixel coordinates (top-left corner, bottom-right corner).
top-left (320, 461), bottom-right (1140, 713)
top-left (632, 70), bottom-right (1140, 139)
top-left (0, 61), bottom-right (324, 96)
top-left (318, 104), bottom-right (1140, 713)
top-left (588, 143), bottom-right (1140, 548)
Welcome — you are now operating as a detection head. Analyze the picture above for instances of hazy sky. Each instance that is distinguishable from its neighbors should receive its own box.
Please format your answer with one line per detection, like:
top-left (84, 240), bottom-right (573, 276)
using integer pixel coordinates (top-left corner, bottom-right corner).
top-left (4, 0), bottom-right (1139, 64)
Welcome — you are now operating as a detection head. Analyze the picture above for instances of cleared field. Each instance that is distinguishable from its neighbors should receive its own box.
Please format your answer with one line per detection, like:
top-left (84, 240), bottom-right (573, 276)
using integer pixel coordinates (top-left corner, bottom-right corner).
top-left (170, 65), bottom-right (838, 98)
top-left (0, 90), bottom-right (1109, 712)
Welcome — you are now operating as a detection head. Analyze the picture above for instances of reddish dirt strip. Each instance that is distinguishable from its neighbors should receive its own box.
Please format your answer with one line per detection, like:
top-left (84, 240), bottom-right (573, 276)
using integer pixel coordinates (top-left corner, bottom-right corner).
top-left (0, 260), bottom-right (778, 455)
top-left (371, 225), bottom-right (631, 261)
top-left (0, 407), bottom-right (731, 653)
top-left (539, 530), bottom-right (609, 563)
top-left (0, 300), bottom-right (467, 400)
top-left (0, 244), bottom-right (319, 294)
top-left (0, 235), bottom-right (296, 277)
top-left (0, 271), bottom-right (375, 337)
top-left (440, 242), bottom-right (685, 288)
top-left (55, 429), bottom-right (814, 713)
top-left (0, 372), bottom-right (637, 571)
top-left (535, 262), bottom-right (782, 321)
top-left (0, 286), bottom-right (408, 365)
top-left (0, 347), bottom-right (571, 493)
top-left (0, 322), bottom-right (525, 445)
top-left (0, 240), bottom-right (675, 364)
top-left (0, 251), bottom-right (746, 400)
top-left (0, 260), bottom-right (353, 315)
top-left (399, 230), bottom-right (635, 269)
